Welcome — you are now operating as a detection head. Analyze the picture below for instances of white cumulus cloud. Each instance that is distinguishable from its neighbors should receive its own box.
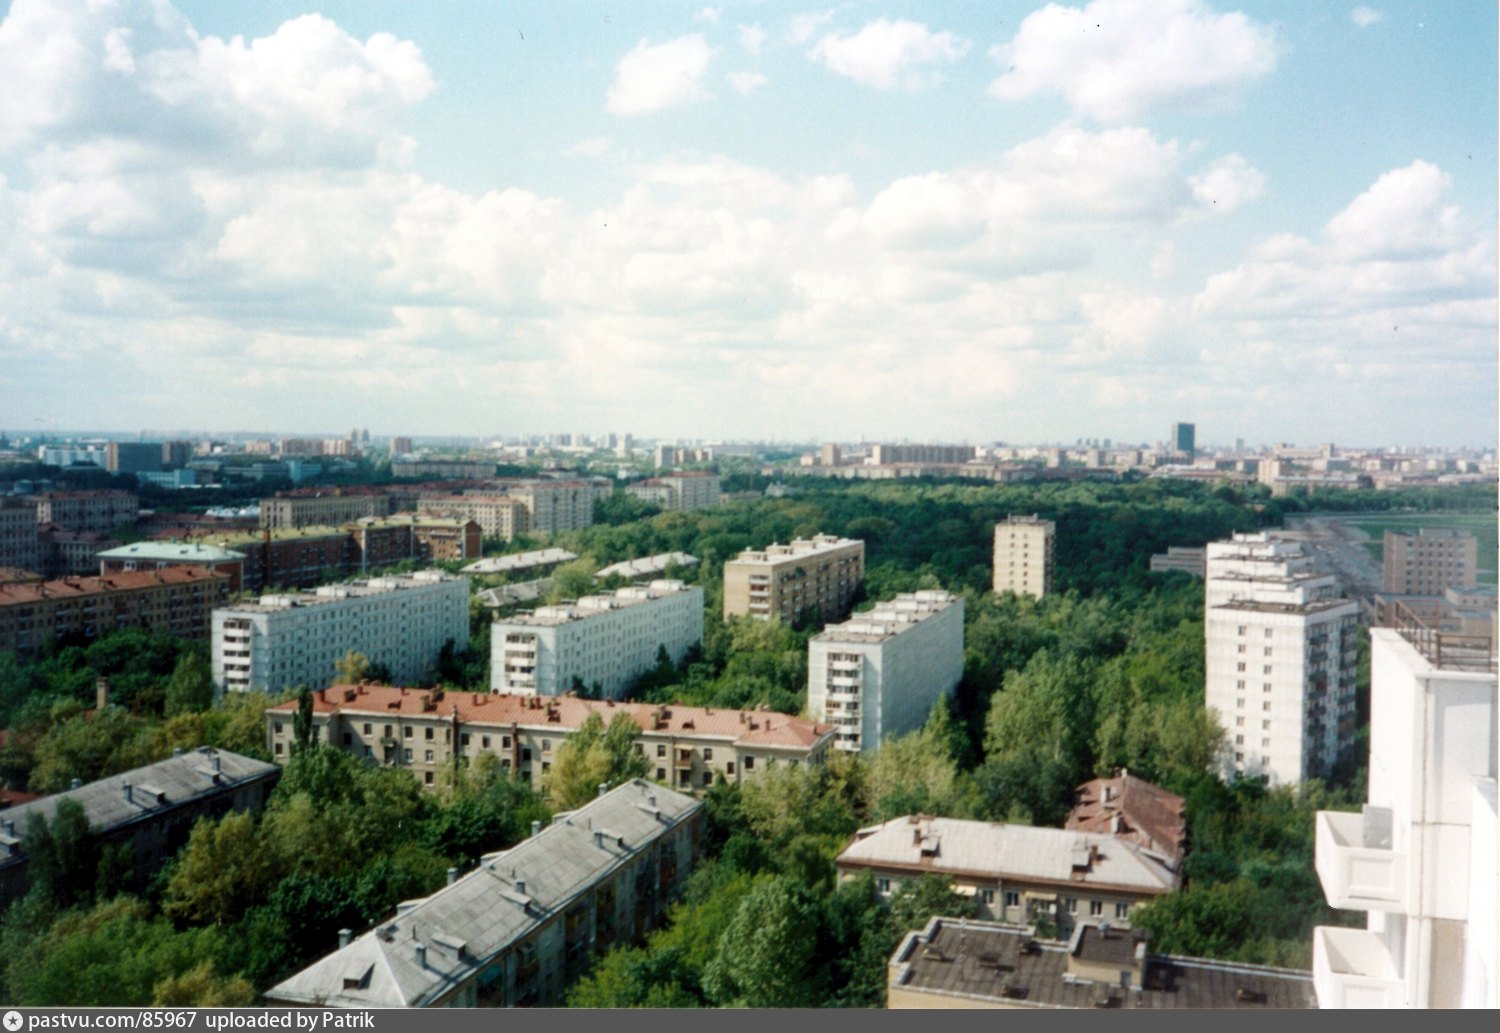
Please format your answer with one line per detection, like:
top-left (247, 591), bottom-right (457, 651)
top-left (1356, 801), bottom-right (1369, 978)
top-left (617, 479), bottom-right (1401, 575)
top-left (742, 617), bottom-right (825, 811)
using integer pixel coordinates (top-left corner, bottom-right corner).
top-left (739, 24), bottom-right (767, 55)
top-left (1188, 154), bottom-right (1267, 214)
top-left (989, 0), bottom-right (1277, 122)
top-left (728, 72), bottom-right (769, 95)
top-left (810, 19), bottom-right (970, 90)
top-left (1351, 7), bottom-right (1384, 28)
top-left (605, 35), bottom-right (714, 115)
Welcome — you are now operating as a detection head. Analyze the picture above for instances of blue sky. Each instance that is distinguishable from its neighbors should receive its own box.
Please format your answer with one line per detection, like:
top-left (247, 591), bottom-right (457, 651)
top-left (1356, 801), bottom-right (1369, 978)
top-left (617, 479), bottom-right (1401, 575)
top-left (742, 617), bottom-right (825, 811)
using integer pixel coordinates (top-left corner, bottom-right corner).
top-left (0, 0), bottom-right (1494, 447)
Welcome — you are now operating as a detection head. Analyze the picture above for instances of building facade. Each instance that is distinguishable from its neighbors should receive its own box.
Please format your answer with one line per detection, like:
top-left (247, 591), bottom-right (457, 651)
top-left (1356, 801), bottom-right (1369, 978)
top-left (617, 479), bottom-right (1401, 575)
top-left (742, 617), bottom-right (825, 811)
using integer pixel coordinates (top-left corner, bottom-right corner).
top-left (722, 534), bottom-right (865, 624)
top-left (98, 541), bottom-right (248, 593)
top-left (212, 570), bottom-right (469, 694)
top-left (508, 480), bottom-right (609, 536)
top-left (992, 515), bottom-right (1055, 599)
top-left (837, 815), bottom-right (1180, 938)
top-left (1204, 533), bottom-right (1361, 786)
top-left (417, 494), bottom-right (528, 540)
top-left (0, 747), bottom-right (279, 908)
top-left (260, 491), bottom-right (394, 530)
top-left (1382, 528), bottom-right (1479, 595)
top-left (265, 780), bottom-right (701, 1008)
top-left (265, 685), bottom-right (833, 791)
top-left (490, 581), bottom-right (704, 700)
top-left (0, 568), bottom-right (231, 657)
top-left (30, 491), bottom-right (138, 534)
top-left (1311, 625), bottom-right (1497, 1009)
top-left (0, 498), bottom-right (39, 574)
top-left (1065, 771), bottom-right (1187, 865)
top-left (807, 590), bottom-right (965, 752)
top-left (870, 444), bottom-right (977, 465)
top-left (1171, 422), bottom-right (1196, 456)
top-left (623, 472), bottom-right (722, 513)
top-left (104, 442), bottom-right (161, 475)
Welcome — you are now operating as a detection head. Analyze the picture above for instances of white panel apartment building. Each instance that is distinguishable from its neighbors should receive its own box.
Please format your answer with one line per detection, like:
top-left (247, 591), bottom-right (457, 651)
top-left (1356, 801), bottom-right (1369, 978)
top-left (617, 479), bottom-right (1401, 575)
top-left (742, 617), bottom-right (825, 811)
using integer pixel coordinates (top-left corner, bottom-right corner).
top-left (212, 570), bottom-right (469, 693)
top-left (993, 515), bottom-right (1055, 599)
top-left (808, 590), bottom-right (965, 752)
top-left (490, 580), bottom-right (703, 700)
top-left (1311, 626), bottom-right (1497, 1009)
top-left (1204, 533), bottom-right (1360, 786)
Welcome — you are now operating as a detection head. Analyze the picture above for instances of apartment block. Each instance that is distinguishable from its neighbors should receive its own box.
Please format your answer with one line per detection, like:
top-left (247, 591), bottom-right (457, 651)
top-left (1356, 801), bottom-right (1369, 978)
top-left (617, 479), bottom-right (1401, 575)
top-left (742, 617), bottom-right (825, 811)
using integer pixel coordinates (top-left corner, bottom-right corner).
top-left (0, 498), bottom-right (40, 574)
top-left (490, 581), bottom-right (703, 700)
top-left (265, 780), bottom-right (701, 1008)
top-left (870, 444), bottom-right (977, 465)
top-left (0, 748), bottom-right (279, 908)
top-left (98, 541), bottom-right (248, 593)
top-left (211, 527), bottom-right (353, 592)
top-left (808, 590), bottom-right (964, 752)
top-left (1311, 624), bottom-right (1497, 1009)
top-left (623, 472), bottom-right (722, 513)
top-left (104, 442), bottom-right (161, 474)
top-left (0, 567), bottom-right (231, 658)
top-left (347, 516), bottom-right (483, 569)
top-left (390, 460), bottom-right (497, 479)
top-left (888, 918), bottom-right (1315, 1009)
top-left (30, 490), bottom-right (138, 534)
top-left (837, 815), bottom-right (1179, 937)
top-left (417, 494), bottom-right (528, 540)
top-left (1204, 533), bottom-right (1361, 786)
top-left (993, 515), bottom-right (1055, 599)
top-left (1383, 528), bottom-right (1479, 595)
top-left (723, 534), bottom-right (865, 624)
top-left (212, 570), bottom-right (469, 694)
top-left (260, 490), bottom-right (394, 530)
top-left (508, 480), bottom-right (609, 536)
top-left (265, 685), bottom-right (833, 791)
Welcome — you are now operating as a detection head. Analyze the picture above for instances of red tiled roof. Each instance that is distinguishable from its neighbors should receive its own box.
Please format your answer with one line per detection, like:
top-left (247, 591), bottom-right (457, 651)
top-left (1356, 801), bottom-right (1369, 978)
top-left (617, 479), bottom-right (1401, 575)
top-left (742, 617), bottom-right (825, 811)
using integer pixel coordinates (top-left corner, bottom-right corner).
top-left (269, 685), bottom-right (832, 751)
top-left (0, 566), bottom-right (228, 604)
top-left (1065, 771), bottom-right (1187, 862)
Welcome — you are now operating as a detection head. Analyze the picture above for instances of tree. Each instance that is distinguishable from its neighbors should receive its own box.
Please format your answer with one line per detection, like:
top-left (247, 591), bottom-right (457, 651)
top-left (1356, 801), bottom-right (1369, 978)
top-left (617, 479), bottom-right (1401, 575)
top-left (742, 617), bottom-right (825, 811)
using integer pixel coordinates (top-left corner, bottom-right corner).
top-left (163, 811), bottom-right (279, 927)
top-left (333, 650), bottom-right (371, 685)
top-left (151, 961), bottom-right (256, 1007)
top-left (163, 651), bottom-right (214, 718)
top-left (702, 876), bottom-right (823, 1007)
top-left (292, 688), bottom-right (314, 754)
top-left (23, 800), bottom-right (97, 910)
top-left (28, 708), bottom-right (157, 794)
top-left (543, 711), bottom-right (649, 809)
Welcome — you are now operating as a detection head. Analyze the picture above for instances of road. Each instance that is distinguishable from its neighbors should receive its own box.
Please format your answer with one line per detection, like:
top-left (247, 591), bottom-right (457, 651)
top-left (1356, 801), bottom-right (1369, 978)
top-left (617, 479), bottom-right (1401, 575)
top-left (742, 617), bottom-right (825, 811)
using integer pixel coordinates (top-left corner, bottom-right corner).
top-left (1285, 514), bottom-right (1384, 604)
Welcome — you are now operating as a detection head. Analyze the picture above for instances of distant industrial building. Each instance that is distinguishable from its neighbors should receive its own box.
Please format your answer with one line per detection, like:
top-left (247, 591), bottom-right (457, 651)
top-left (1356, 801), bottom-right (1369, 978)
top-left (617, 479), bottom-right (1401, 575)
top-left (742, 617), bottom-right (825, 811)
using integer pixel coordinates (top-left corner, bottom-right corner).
top-left (490, 581), bottom-right (703, 699)
top-left (993, 515), bottom-right (1055, 599)
top-left (0, 748), bottom-right (279, 907)
top-left (264, 780), bottom-right (701, 1008)
top-left (722, 534), bottom-right (865, 624)
top-left (211, 570), bottom-right (469, 694)
top-left (1382, 528), bottom-right (1479, 596)
top-left (1204, 533), bottom-right (1360, 786)
top-left (807, 591), bottom-right (964, 752)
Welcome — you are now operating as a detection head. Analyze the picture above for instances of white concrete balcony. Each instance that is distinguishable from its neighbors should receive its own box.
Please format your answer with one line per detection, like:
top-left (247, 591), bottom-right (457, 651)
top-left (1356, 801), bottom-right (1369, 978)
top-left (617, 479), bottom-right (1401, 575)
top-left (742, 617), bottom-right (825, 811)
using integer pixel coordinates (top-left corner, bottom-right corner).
top-left (1312, 926), bottom-right (1404, 1009)
top-left (1315, 807), bottom-right (1406, 912)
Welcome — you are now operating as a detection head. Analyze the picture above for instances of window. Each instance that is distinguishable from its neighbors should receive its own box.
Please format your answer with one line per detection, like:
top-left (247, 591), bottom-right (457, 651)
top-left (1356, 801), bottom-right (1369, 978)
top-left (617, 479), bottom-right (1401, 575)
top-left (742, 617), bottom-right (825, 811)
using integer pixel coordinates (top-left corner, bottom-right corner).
top-left (1236, 699), bottom-right (1246, 709)
top-left (1235, 752), bottom-right (1244, 762)
top-left (1264, 683), bottom-right (1272, 692)
top-left (1265, 628), bottom-right (1273, 638)
top-left (404, 749), bottom-right (412, 763)
top-left (981, 889), bottom-right (996, 905)
top-left (1236, 662), bottom-right (1246, 672)
top-left (876, 878), bottom-right (891, 894)
top-left (1264, 647), bottom-right (1273, 656)
top-left (542, 739), bottom-right (551, 753)
top-left (1235, 717), bottom-right (1245, 727)
top-left (460, 734), bottom-right (470, 747)
top-left (702, 771), bottom-right (713, 787)
top-left (1262, 738), bottom-right (1271, 748)
top-left (542, 762), bottom-right (550, 773)
top-left (424, 771), bottom-right (434, 785)
top-left (1089, 900), bottom-right (1103, 916)
top-left (502, 735), bottom-right (512, 749)
top-left (1237, 645), bottom-right (1246, 654)
top-left (1115, 902), bottom-right (1129, 919)
top-left (274, 742), bottom-right (283, 756)
top-left (425, 727), bottom-right (434, 741)
top-left (703, 748), bottom-right (713, 761)
top-left (656, 767), bottom-right (666, 780)
top-left (404, 727), bottom-right (413, 739)
top-left (362, 723), bottom-right (372, 735)
top-left (1262, 720), bottom-right (1271, 730)
top-left (1237, 680), bottom-right (1246, 689)
top-left (1263, 665), bottom-right (1272, 674)
top-left (342, 732), bottom-right (352, 745)
top-left (726, 762), bottom-right (736, 776)
top-left (1235, 734), bottom-right (1244, 744)
top-left (522, 748), bottom-right (531, 761)
top-left (481, 735), bottom-right (491, 749)
top-left (1004, 891), bottom-right (1020, 908)
top-left (424, 749), bottom-right (434, 762)
top-left (744, 755), bottom-right (755, 770)
top-left (656, 744), bottom-right (666, 758)
top-left (1263, 702), bottom-right (1272, 711)
top-left (1063, 898), bottom-right (1077, 914)
top-left (384, 724), bottom-right (392, 737)
top-left (273, 721), bottom-right (284, 734)
top-left (1237, 626), bottom-right (1247, 635)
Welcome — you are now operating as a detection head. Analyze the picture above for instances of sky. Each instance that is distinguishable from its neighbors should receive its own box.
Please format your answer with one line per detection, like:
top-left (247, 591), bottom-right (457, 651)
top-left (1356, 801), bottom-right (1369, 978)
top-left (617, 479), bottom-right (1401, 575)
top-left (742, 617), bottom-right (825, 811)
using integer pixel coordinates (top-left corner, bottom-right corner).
top-left (0, 0), bottom-right (1494, 447)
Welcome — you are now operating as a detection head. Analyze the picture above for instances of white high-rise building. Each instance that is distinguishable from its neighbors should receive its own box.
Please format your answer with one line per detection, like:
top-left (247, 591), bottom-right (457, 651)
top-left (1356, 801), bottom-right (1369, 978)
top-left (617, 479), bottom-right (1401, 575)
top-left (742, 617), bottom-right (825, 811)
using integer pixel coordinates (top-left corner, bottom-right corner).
top-left (1311, 625), bottom-right (1497, 1008)
top-left (1204, 533), bottom-right (1360, 786)
top-left (992, 515), bottom-right (1054, 599)
top-left (490, 580), bottom-right (703, 699)
top-left (807, 590), bottom-right (965, 752)
top-left (212, 570), bottom-right (469, 694)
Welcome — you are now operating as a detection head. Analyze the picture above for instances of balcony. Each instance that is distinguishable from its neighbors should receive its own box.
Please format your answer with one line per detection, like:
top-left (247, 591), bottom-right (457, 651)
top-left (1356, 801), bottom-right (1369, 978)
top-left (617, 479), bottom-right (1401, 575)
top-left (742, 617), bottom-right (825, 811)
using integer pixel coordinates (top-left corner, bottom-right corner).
top-left (1315, 808), bottom-right (1406, 912)
top-left (1312, 926), bottom-right (1404, 1009)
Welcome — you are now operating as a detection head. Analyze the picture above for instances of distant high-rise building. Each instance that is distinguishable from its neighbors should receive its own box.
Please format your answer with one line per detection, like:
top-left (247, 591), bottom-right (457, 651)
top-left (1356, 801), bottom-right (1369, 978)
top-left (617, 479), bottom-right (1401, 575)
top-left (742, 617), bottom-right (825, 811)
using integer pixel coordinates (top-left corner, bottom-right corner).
top-left (992, 515), bottom-right (1054, 599)
top-left (105, 442), bottom-right (161, 475)
top-left (1204, 533), bottom-right (1360, 786)
top-left (1383, 529), bottom-right (1478, 595)
top-left (391, 436), bottom-right (414, 455)
top-left (1172, 422), bottom-right (1196, 456)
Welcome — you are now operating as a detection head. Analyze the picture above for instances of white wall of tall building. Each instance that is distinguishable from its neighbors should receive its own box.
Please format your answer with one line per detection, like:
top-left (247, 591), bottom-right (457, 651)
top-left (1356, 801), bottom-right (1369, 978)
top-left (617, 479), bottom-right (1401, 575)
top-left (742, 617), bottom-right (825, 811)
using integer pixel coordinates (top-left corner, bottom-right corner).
top-left (490, 581), bottom-right (703, 699)
top-left (808, 591), bottom-right (964, 752)
top-left (212, 571), bottom-right (469, 694)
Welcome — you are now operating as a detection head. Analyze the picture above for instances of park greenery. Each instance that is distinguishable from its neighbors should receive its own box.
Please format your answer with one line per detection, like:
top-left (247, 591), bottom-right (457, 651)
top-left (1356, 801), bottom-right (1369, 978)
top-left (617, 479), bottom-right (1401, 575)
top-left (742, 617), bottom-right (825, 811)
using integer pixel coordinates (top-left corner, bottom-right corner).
top-left (0, 476), bottom-right (1492, 1004)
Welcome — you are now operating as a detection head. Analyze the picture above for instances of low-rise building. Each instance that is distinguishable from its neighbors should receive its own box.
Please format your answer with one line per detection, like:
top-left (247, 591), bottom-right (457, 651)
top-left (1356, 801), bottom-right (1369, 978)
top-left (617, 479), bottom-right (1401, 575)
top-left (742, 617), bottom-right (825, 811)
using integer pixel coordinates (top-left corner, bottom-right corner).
top-left (808, 591), bottom-right (964, 752)
top-left (888, 917), bottom-right (1315, 1009)
top-left (212, 571), bottom-right (469, 694)
top-left (595, 553), bottom-right (700, 582)
top-left (723, 534), bottom-right (865, 624)
top-left (490, 581), bottom-right (703, 699)
top-left (98, 541), bottom-right (248, 593)
top-left (0, 747), bottom-right (279, 907)
top-left (836, 815), bottom-right (1180, 937)
top-left (265, 685), bottom-right (833, 791)
top-left (264, 780), bottom-right (701, 1008)
top-left (461, 549), bottom-right (578, 576)
top-left (0, 567), bottom-right (231, 657)
top-left (1065, 771), bottom-right (1187, 866)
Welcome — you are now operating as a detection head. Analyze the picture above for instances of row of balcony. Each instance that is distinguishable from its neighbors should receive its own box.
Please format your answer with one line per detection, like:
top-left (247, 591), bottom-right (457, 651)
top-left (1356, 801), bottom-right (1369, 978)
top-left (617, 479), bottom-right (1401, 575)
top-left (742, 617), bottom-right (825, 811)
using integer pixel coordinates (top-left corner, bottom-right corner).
top-left (1311, 806), bottom-right (1407, 1008)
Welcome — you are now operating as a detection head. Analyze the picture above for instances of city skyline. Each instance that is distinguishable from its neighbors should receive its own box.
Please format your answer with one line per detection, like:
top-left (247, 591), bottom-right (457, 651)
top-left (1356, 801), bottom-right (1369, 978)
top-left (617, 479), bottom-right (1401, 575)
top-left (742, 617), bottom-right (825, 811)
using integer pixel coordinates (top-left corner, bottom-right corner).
top-left (0, 0), bottom-right (1495, 445)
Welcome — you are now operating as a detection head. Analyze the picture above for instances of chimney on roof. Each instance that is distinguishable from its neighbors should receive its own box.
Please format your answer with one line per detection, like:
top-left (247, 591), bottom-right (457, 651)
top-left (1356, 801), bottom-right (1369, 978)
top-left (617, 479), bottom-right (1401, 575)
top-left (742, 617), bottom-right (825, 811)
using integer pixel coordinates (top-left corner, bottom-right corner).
top-left (447, 867), bottom-right (458, 886)
top-left (338, 928), bottom-right (353, 949)
top-left (515, 879), bottom-right (526, 895)
top-left (531, 820), bottom-right (541, 838)
top-left (172, 747), bottom-right (182, 757)
top-left (70, 778), bottom-right (82, 790)
top-left (122, 782), bottom-right (133, 804)
top-left (598, 782), bottom-right (608, 799)
top-left (211, 752), bottom-right (221, 774)
top-left (414, 943), bottom-right (427, 967)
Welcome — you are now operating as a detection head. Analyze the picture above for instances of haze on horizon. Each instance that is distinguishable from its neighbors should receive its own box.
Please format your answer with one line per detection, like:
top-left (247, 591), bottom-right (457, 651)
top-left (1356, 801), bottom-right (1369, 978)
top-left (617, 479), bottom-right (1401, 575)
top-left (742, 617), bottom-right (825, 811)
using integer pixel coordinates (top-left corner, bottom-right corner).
top-left (0, 0), bottom-right (1494, 447)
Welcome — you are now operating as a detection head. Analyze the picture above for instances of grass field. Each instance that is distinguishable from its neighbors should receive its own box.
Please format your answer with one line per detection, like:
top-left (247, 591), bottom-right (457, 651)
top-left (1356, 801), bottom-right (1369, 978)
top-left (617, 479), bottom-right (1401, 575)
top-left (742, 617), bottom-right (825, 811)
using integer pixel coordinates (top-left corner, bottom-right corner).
top-left (1333, 511), bottom-right (1498, 586)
